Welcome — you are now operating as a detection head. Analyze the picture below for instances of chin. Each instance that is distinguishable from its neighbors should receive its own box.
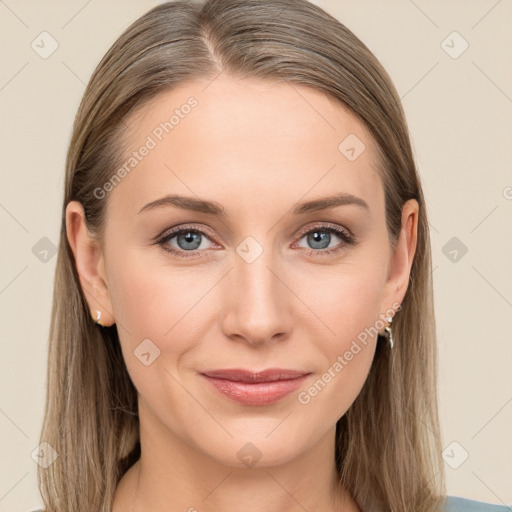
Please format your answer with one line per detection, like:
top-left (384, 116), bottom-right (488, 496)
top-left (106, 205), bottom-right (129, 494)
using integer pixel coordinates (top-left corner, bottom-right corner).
top-left (194, 425), bottom-right (311, 469)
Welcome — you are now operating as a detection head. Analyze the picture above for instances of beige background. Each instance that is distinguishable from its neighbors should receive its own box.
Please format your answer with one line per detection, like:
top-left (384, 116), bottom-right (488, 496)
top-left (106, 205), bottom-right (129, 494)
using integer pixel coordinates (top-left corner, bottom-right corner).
top-left (1, 1), bottom-right (511, 510)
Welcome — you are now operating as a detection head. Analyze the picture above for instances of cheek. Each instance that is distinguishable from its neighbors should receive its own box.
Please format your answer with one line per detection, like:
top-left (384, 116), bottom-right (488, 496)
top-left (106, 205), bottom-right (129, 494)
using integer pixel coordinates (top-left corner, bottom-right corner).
top-left (106, 249), bottom-right (210, 369)
top-left (106, 252), bottom-right (212, 414)
top-left (295, 260), bottom-right (385, 346)
top-left (291, 262), bottom-right (384, 413)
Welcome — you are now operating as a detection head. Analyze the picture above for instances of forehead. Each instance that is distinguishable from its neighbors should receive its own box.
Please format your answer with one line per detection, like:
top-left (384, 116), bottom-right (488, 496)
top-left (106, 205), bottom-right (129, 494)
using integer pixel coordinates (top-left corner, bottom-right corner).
top-left (108, 75), bottom-right (384, 218)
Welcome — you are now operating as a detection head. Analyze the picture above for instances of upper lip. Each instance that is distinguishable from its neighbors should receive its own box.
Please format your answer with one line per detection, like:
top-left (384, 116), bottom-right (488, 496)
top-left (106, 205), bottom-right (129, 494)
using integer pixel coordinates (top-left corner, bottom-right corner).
top-left (201, 368), bottom-right (310, 383)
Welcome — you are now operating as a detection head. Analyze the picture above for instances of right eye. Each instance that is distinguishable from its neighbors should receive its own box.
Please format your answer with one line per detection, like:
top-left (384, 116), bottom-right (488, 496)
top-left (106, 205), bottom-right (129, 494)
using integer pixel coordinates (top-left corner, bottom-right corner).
top-left (156, 225), bottom-right (219, 259)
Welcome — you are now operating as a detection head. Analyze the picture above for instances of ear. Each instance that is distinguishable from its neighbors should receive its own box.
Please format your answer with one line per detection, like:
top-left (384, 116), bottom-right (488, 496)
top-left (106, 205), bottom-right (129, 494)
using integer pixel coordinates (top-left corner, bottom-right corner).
top-left (65, 200), bottom-right (115, 327)
top-left (378, 198), bottom-right (419, 327)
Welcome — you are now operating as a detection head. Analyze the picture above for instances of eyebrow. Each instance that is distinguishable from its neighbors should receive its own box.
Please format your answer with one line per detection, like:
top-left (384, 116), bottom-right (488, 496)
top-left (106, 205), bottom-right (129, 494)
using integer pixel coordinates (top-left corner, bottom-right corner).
top-left (137, 192), bottom-right (369, 216)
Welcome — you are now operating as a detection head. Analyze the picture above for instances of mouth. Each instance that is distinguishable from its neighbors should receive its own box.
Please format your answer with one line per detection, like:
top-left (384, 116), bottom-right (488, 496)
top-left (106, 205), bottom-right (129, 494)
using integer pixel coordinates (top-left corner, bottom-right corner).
top-left (200, 368), bottom-right (311, 406)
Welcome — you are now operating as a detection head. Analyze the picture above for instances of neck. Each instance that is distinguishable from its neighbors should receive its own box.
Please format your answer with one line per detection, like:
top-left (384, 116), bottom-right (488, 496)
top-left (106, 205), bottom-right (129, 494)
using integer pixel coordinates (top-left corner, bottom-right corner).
top-left (113, 403), bottom-right (360, 512)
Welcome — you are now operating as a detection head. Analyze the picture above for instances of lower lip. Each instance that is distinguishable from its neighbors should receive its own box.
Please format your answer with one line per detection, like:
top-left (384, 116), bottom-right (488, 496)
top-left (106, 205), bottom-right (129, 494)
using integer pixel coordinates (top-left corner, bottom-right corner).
top-left (201, 374), bottom-right (310, 406)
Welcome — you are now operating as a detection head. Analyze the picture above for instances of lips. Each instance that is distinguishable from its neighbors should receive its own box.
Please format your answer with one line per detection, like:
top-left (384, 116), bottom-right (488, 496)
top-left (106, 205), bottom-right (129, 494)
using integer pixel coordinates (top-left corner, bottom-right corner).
top-left (200, 368), bottom-right (309, 383)
top-left (200, 368), bottom-right (311, 406)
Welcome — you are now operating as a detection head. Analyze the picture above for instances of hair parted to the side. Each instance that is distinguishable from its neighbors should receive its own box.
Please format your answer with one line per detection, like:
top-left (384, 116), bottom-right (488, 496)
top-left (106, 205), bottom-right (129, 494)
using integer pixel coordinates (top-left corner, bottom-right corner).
top-left (38, 0), bottom-right (446, 510)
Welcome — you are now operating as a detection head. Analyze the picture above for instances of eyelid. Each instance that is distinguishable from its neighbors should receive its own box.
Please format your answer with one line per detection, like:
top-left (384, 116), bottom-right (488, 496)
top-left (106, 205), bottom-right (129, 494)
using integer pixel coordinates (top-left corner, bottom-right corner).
top-left (294, 221), bottom-right (354, 240)
top-left (155, 223), bottom-right (219, 245)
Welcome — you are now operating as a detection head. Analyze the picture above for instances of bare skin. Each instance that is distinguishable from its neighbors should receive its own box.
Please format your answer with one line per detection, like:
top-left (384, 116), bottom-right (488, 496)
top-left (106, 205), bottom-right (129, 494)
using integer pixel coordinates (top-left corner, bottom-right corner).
top-left (66, 75), bottom-right (418, 512)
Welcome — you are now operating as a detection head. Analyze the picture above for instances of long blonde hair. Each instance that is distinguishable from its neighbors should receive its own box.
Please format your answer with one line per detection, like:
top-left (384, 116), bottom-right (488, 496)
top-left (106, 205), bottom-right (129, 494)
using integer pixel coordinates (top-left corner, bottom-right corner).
top-left (38, 0), bottom-right (446, 510)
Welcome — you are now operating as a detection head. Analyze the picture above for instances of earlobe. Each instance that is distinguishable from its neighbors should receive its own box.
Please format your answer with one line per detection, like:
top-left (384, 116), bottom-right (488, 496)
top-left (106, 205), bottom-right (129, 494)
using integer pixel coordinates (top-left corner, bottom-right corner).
top-left (65, 200), bottom-right (116, 327)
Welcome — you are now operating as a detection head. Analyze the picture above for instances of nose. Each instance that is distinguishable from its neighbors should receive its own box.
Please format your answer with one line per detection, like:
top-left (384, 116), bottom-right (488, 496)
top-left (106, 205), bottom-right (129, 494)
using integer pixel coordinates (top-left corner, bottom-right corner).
top-left (220, 247), bottom-right (293, 347)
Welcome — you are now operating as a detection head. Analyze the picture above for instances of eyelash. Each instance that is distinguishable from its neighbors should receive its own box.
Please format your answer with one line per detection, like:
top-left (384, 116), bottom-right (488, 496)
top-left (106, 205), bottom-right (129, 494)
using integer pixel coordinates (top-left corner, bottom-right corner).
top-left (155, 223), bottom-right (356, 259)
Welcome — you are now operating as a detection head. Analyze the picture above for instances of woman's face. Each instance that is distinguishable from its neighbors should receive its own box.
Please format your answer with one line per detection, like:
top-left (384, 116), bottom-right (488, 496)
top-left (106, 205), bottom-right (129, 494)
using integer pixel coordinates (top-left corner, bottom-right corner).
top-left (70, 75), bottom-right (416, 468)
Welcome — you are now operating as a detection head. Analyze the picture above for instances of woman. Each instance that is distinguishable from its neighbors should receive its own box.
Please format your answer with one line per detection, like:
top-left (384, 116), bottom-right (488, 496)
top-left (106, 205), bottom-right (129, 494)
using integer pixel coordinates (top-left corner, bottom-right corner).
top-left (34, 0), bottom-right (509, 511)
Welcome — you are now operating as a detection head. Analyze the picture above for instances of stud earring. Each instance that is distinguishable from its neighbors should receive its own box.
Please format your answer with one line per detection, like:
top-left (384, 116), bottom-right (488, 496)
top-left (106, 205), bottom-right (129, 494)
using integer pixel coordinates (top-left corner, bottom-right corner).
top-left (384, 316), bottom-right (394, 349)
top-left (94, 310), bottom-right (104, 327)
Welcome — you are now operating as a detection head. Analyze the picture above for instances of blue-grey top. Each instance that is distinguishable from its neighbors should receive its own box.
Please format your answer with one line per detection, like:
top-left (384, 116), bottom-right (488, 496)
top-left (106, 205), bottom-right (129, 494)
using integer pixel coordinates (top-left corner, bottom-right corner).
top-left (444, 496), bottom-right (511, 511)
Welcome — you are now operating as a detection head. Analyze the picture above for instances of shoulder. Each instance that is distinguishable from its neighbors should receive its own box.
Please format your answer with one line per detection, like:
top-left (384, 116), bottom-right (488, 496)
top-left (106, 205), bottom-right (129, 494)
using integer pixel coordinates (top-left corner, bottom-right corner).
top-left (444, 495), bottom-right (512, 511)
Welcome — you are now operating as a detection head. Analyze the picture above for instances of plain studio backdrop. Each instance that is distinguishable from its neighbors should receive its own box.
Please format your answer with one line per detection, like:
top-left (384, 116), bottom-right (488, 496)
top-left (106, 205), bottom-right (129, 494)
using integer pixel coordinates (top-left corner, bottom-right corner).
top-left (0, 1), bottom-right (511, 511)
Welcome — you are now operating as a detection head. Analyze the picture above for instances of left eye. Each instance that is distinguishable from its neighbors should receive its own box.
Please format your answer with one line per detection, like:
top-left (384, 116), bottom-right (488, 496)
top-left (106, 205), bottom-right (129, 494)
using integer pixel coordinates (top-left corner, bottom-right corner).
top-left (296, 227), bottom-right (345, 251)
